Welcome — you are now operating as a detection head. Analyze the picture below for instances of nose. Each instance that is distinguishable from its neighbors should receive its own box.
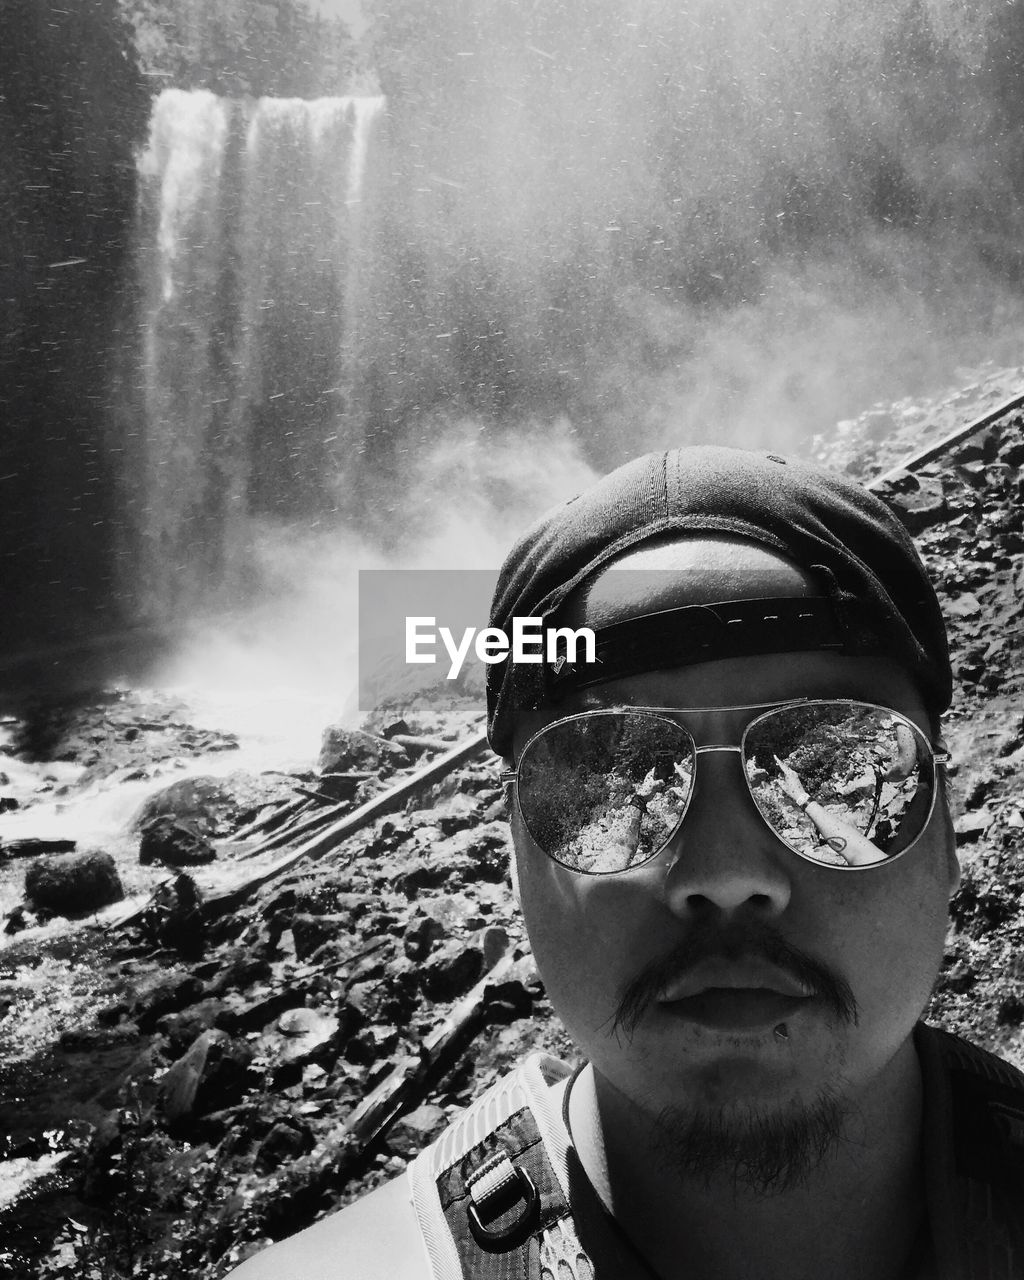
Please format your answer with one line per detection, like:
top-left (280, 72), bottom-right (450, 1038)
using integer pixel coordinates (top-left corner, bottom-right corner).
top-left (659, 748), bottom-right (793, 920)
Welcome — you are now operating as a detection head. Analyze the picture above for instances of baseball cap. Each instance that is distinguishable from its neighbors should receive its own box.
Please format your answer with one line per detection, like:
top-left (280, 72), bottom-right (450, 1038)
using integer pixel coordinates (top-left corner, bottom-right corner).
top-left (486, 446), bottom-right (951, 757)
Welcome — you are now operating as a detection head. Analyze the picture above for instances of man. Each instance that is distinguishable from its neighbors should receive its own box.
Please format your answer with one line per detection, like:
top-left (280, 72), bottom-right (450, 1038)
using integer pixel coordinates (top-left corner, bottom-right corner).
top-left (230, 447), bottom-right (1024, 1280)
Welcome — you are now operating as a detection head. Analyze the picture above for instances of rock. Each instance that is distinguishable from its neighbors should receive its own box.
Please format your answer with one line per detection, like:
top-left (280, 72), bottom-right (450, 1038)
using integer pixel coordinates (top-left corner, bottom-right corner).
top-left (344, 1025), bottom-right (399, 1066)
top-left (403, 914), bottom-right (446, 961)
top-left (139, 816), bottom-right (217, 867)
top-left (132, 974), bottom-right (206, 1033)
top-left (135, 775), bottom-right (238, 836)
top-left (60, 1023), bottom-right (141, 1052)
top-left (291, 913), bottom-right (349, 962)
top-left (140, 873), bottom-right (207, 958)
top-left (256, 1121), bottom-right (313, 1172)
top-left (480, 925), bottom-right (510, 968)
top-left (160, 1029), bottom-right (256, 1124)
top-left (270, 1007), bottom-right (342, 1072)
top-left (318, 726), bottom-right (409, 775)
top-left (160, 1028), bottom-right (230, 1123)
top-left (946, 592), bottom-right (983, 619)
top-left (25, 851), bottom-right (124, 917)
top-left (954, 810), bottom-right (993, 841)
top-left (998, 996), bottom-right (1024, 1027)
top-left (157, 998), bottom-right (230, 1056)
top-left (437, 792), bottom-right (481, 835)
top-left (997, 437), bottom-right (1024, 468)
top-left (421, 942), bottom-right (484, 1001)
top-left (387, 1104), bottom-right (448, 1158)
top-left (394, 858), bottom-right (451, 895)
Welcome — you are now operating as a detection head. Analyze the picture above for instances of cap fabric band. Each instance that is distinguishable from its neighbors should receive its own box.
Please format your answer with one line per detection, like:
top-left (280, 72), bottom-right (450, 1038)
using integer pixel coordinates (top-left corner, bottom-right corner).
top-left (487, 447), bottom-right (951, 757)
top-left (546, 595), bottom-right (848, 699)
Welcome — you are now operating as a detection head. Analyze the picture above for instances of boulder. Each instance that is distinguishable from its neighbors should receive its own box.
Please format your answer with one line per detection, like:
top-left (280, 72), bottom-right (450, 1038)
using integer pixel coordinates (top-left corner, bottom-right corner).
top-left (139, 816), bottom-right (217, 867)
top-left (318, 726), bottom-right (409, 775)
top-left (159, 1028), bottom-right (256, 1124)
top-left (134, 771), bottom-right (297, 837)
top-left (25, 851), bottom-right (124, 917)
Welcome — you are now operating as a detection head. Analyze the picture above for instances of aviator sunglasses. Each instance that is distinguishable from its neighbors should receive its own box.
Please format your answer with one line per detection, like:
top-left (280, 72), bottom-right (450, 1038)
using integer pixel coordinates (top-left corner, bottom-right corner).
top-left (501, 699), bottom-right (949, 874)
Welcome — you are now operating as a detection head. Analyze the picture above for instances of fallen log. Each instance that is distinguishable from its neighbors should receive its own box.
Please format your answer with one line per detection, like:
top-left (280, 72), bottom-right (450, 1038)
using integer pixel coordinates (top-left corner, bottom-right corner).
top-left (231, 796), bottom-right (349, 859)
top-left (231, 795), bottom-right (312, 842)
top-left (343, 947), bottom-right (515, 1148)
top-left (292, 784), bottom-right (347, 806)
top-left (201, 729), bottom-right (489, 919)
top-left (869, 386), bottom-right (1024, 490)
top-left (103, 728), bottom-right (488, 933)
top-left (0, 837), bottom-right (77, 860)
top-left (387, 733), bottom-right (451, 758)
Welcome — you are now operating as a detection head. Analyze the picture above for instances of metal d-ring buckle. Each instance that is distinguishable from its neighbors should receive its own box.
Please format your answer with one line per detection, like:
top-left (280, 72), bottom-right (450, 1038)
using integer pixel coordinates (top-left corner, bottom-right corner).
top-left (466, 1161), bottom-right (540, 1249)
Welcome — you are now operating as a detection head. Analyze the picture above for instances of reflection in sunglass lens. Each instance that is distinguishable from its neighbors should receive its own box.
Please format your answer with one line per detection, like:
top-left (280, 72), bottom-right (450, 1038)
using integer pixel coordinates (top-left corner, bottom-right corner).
top-left (516, 712), bottom-right (694, 873)
top-left (743, 704), bottom-right (934, 867)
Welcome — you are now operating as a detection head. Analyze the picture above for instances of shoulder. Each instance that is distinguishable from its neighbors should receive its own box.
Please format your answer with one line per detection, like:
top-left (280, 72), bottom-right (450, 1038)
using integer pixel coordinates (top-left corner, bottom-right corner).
top-left (225, 1173), bottom-right (432, 1280)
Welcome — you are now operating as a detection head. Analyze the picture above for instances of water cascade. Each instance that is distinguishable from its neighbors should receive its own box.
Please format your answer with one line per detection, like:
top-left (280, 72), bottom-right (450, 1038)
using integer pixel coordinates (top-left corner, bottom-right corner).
top-left (134, 90), bottom-right (386, 618)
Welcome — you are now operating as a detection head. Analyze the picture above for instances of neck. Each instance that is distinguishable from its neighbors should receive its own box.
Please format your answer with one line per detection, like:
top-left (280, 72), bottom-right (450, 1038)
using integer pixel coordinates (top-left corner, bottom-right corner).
top-left (568, 1040), bottom-right (926, 1280)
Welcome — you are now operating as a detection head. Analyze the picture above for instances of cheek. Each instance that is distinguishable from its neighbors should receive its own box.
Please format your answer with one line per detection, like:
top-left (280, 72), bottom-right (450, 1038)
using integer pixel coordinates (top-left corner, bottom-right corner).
top-left (824, 856), bottom-right (950, 1035)
top-left (513, 831), bottom-right (656, 1042)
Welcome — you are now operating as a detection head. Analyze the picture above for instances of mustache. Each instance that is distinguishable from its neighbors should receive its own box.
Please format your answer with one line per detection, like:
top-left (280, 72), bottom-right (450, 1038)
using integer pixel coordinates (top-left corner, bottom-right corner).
top-left (610, 925), bottom-right (858, 1043)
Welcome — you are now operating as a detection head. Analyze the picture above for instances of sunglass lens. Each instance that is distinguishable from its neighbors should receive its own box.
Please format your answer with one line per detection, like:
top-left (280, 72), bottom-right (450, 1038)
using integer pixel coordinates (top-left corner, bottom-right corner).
top-left (517, 712), bottom-right (695, 873)
top-left (744, 703), bottom-right (934, 866)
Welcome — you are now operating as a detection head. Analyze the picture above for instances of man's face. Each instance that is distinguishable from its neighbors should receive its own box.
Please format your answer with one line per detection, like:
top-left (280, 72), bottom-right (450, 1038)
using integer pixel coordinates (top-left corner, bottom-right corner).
top-left (507, 539), bottom-right (959, 1158)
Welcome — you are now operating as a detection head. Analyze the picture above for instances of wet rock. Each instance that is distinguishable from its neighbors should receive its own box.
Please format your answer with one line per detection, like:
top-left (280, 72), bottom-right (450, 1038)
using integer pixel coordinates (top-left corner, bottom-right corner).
top-left (139, 816), bottom-right (217, 866)
top-left (318, 726), bottom-right (409, 775)
top-left (60, 1022), bottom-right (142, 1052)
top-left (132, 974), bottom-right (206, 1033)
top-left (25, 850), bottom-right (124, 916)
top-left (140, 872), bottom-right (207, 958)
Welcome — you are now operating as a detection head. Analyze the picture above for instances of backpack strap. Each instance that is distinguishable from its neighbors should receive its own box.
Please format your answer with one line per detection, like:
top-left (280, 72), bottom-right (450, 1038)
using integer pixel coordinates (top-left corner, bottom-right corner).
top-left (917, 1023), bottom-right (1024, 1279)
top-left (434, 1104), bottom-right (572, 1280)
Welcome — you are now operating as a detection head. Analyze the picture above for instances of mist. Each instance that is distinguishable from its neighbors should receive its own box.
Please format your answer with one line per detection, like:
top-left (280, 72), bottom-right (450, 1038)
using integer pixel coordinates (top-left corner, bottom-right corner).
top-left (6, 0), bottom-right (1024, 709)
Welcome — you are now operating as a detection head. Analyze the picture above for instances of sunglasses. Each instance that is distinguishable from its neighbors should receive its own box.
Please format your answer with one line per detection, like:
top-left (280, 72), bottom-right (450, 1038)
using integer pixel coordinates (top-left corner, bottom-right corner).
top-left (501, 699), bottom-right (949, 875)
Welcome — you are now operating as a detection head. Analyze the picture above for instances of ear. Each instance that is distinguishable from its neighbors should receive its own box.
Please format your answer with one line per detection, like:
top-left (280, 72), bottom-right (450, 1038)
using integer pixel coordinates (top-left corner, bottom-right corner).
top-left (936, 784), bottom-right (960, 896)
top-left (503, 768), bottom-right (523, 907)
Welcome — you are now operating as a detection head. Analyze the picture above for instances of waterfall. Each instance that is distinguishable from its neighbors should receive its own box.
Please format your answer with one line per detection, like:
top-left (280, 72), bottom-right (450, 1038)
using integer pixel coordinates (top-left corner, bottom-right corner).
top-left (134, 90), bottom-right (386, 619)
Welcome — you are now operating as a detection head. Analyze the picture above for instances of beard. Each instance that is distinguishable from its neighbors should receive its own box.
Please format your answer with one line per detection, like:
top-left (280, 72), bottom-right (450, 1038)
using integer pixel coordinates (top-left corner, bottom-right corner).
top-left (650, 1086), bottom-right (850, 1196)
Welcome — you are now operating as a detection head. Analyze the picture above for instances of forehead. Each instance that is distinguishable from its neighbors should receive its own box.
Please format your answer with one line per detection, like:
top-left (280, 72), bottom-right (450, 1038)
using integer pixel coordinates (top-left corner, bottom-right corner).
top-left (512, 651), bottom-right (931, 757)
